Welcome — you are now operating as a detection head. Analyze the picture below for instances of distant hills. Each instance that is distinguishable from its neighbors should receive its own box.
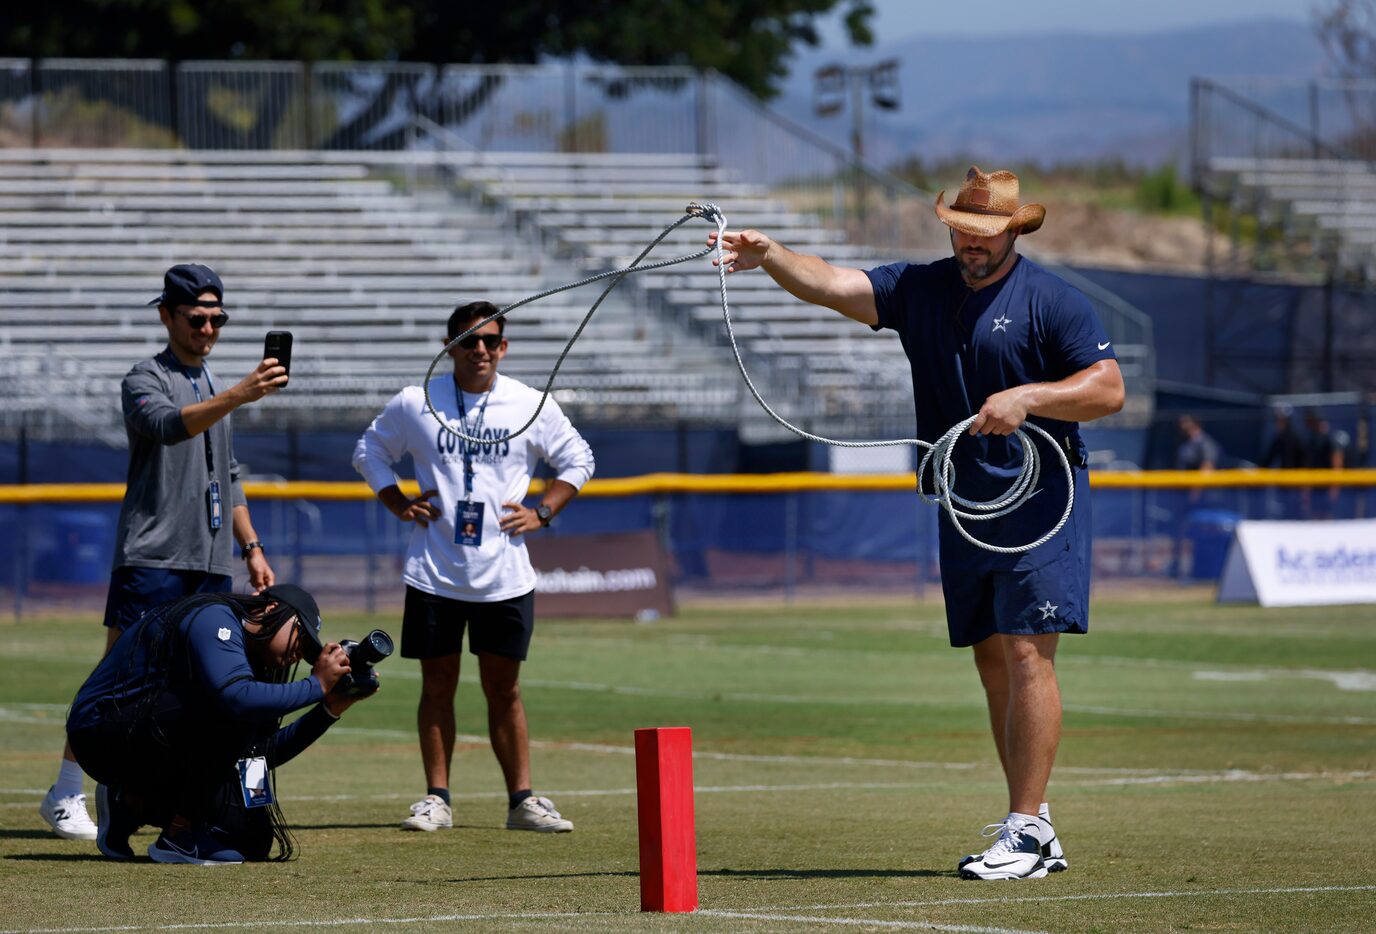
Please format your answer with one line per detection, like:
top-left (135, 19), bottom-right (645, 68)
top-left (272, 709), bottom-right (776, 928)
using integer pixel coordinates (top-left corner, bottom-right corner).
top-left (772, 18), bottom-right (1328, 167)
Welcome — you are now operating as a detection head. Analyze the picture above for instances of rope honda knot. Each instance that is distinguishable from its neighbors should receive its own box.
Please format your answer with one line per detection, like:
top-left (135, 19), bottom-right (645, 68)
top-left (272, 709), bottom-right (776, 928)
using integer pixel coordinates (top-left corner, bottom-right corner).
top-left (685, 201), bottom-right (722, 222)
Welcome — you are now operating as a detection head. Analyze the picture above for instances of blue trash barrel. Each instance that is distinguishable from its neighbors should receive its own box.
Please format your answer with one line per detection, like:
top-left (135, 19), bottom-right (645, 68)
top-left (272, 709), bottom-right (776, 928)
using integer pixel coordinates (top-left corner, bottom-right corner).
top-left (34, 509), bottom-right (114, 584)
top-left (1185, 509), bottom-right (1240, 581)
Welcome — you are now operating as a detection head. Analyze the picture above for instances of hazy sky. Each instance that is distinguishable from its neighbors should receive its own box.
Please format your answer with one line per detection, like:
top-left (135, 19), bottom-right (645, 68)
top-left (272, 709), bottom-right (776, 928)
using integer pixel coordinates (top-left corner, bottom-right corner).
top-left (820, 0), bottom-right (1317, 43)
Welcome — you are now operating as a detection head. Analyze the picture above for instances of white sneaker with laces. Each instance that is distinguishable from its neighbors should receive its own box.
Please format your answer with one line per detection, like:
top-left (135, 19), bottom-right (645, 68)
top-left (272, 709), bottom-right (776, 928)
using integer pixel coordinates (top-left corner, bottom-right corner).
top-left (400, 795), bottom-right (452, 832)
top-left (959, 815), bottom-right (1049, 880)
top-left (960, 818), bottom-right (1067, 872)
top-left (506, 795), bottom-right (573, 832)
top-left (39, 786), bottom-right (98, 841)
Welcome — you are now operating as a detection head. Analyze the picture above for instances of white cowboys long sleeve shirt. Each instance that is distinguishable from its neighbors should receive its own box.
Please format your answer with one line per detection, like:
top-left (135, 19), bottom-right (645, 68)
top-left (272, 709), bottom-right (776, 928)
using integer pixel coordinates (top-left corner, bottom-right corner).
top-left (352, 374), bottom-right (595, 602)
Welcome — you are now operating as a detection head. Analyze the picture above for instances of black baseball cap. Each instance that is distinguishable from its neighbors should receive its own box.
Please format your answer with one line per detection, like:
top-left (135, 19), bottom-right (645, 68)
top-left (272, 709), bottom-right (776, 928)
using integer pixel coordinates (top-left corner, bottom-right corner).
top-left (149, 263), bottom-right (225, 309)
top-left (263, 583), bottom-right (323, 662)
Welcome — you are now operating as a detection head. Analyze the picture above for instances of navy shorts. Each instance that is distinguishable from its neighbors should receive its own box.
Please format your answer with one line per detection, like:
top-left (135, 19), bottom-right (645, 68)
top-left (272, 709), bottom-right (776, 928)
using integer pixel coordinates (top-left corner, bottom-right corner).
top-left (401, 585), bottom-right (535, 661)
top-left (102, 566), bottom-right (234, 631)
top-left (937, 466), bottom-right (1092, 648)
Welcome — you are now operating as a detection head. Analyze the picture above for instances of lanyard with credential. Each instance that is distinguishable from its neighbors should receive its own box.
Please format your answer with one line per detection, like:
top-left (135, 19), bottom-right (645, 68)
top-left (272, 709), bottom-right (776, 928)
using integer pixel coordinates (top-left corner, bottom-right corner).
top-left (187, 367), bottom-right (223, 531)
top-left (455, 380), bottom-right (491, 504)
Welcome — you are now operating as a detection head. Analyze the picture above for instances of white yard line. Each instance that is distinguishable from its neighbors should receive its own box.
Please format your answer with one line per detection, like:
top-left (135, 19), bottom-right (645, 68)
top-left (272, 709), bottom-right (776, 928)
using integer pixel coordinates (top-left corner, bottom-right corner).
top-left (6, 764), bottom-right (1368, 811)
top-left (698, 913), bottom-right (1049, 934)
top-left (6, 885), bottom-right (1373, 934)
top-left (772, 883), bottom-right (1376, 913)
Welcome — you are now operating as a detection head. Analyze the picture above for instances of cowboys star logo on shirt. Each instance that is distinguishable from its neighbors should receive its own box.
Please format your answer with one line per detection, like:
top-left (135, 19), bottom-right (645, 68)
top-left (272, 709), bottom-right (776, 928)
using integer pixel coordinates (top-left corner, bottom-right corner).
top-left (991, 314), bottom-right (1011, 332)
top-left (217, 627), bottom-right (232, 641)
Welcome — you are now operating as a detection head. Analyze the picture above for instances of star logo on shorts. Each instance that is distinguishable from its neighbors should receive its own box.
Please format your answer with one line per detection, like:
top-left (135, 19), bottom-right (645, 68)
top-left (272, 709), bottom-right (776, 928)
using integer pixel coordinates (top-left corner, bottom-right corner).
top-left (1037, 600), bottom-right (1058, 620)
top-left (992, 314), bottom-right (1011, 332)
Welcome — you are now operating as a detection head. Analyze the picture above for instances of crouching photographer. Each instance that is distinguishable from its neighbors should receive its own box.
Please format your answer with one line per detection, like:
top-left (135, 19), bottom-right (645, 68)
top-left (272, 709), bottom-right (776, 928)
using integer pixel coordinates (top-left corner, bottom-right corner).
top-left (67, 584), bottom-right (388, 865)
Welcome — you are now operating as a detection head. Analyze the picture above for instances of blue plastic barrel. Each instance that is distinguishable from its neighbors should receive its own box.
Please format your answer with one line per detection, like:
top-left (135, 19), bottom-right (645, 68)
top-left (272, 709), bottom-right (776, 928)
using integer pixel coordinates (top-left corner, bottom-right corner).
top-left (34, 509), bottom-right (114, 584)
top-left (1185, 509), bottom-right (1240, 581)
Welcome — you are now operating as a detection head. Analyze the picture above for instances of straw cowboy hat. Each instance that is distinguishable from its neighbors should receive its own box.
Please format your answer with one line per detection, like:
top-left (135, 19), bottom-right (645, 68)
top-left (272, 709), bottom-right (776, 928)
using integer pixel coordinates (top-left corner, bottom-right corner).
top-left (935, 166), bottom-right (1045, 237)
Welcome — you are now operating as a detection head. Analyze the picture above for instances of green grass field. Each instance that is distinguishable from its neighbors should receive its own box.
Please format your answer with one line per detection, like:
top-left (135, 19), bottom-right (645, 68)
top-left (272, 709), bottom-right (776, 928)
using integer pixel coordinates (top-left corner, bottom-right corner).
top-left (3, 597), bottom-right (1373, 933)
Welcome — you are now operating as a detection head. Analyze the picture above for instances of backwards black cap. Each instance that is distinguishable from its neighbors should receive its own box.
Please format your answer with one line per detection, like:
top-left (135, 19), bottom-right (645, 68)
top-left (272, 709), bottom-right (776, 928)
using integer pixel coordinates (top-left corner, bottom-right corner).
top-left (263, 583), bottom-right (323, 662)
top-left (150, 263), bottom-right (224, 309)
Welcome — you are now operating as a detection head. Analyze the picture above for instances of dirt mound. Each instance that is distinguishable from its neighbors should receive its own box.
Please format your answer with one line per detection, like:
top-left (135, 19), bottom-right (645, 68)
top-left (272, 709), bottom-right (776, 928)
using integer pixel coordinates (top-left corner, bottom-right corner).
top-left (1025, 201), bottom-right (1249, 275)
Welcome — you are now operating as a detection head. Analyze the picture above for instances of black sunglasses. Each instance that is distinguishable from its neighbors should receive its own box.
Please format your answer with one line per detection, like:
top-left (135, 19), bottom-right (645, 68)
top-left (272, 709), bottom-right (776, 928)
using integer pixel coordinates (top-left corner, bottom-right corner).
top-left (454, 332), bottom-right (502, 350)
top-left (181, 310), bottom-right (229, 329)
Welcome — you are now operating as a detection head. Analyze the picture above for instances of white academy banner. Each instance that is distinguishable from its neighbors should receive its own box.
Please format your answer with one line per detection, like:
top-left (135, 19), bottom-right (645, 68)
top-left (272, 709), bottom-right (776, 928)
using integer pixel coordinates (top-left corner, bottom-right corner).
top-left (1217, 519), bottom-right (1376, 607)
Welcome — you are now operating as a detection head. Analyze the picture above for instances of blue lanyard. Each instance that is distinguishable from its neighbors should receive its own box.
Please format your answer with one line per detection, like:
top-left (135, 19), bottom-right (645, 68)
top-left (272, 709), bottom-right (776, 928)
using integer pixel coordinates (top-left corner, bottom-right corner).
top-left (167, 350), bottom-right (217, 474)
top-left (455, 378), bottom-right (492, 502)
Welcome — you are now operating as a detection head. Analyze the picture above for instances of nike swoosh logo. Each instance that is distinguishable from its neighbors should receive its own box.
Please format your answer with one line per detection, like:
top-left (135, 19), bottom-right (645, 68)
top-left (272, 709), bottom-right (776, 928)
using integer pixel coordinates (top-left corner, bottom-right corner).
top-left (1097, 341), bottom-right (1111, 350)
top-left (981, 859), bottom-right (1023, 868)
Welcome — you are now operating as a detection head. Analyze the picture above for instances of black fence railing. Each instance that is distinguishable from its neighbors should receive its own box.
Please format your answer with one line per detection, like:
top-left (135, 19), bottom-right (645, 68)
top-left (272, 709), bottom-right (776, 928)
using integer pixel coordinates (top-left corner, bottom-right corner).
top-left (1190, 75), bottom-right (1376, 180)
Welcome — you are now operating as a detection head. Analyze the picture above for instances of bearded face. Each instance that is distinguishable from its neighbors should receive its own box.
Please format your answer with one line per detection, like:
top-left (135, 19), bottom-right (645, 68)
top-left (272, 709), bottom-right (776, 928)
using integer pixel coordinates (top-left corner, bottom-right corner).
top-left (950, 229), bottom-right (1018, 285)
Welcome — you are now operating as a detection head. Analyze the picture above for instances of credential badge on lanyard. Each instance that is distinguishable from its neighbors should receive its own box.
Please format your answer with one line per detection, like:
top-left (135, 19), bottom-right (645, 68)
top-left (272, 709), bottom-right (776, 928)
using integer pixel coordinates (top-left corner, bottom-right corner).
top-left (453, 382), bottom-right (491, 548)
top-left (237, 756), bottom-right (273, 808)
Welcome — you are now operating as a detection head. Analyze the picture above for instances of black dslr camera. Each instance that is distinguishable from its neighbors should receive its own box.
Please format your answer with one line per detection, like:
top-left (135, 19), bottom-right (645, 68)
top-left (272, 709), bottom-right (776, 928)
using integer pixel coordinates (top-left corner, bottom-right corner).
top-left (333, 629), bottom-right (394, 698)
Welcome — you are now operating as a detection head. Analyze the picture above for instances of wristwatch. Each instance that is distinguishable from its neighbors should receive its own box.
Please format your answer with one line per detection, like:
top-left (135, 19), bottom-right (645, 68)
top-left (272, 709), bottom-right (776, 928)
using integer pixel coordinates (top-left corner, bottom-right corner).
top-left (535, 504), bottom-right (553, 527)
top-left (241, 541), bottom-right (264, 560)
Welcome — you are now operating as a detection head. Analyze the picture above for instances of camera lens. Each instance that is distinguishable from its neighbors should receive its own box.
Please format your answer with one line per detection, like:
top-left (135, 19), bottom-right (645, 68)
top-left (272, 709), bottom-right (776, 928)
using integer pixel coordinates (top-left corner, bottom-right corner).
top-left (352, 629), bottom-right (394, 667)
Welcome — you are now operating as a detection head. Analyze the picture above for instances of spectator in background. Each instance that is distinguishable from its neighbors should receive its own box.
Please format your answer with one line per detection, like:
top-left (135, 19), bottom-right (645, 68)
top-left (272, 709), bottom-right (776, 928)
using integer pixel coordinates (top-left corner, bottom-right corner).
top-left (1303, 408), bottom-right (1349, 519)
top-left (1304, 409), bottom-right (1347, 472)
top-left (39, 264), bottom-right (288, 845)
top-left (1175, 414), bottom-right (1221, 473)
top-left (1262, 404), bottom-right (1306, 469)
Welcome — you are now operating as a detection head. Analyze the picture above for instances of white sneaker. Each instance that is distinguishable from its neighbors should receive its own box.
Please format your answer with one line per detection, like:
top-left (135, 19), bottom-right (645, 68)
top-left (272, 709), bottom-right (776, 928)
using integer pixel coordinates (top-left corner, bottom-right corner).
top-left (39, 786), bottom-right (98, 841)
top-left (400, 795), bottom-right (452, 832)
top-left (960, 819), bottom-right (1067, 872)
top-left (506, 795), bottom-right (573, 832)
top-left (959, 816), bottom-right (1049, 880)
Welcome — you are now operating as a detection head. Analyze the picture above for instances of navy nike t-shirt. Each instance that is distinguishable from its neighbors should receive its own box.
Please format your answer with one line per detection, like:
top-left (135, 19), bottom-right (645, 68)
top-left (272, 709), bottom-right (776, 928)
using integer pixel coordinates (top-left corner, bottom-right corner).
top-left (866, 255), bottom-right (1116, 557)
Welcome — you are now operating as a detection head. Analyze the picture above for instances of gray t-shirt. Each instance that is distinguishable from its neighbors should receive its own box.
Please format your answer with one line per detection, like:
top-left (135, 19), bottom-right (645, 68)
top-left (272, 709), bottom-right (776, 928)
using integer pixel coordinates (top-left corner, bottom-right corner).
top-left (114, 347), bottom-right (247, 574)
top-left (1176, 432), bottom-right (1222, 471)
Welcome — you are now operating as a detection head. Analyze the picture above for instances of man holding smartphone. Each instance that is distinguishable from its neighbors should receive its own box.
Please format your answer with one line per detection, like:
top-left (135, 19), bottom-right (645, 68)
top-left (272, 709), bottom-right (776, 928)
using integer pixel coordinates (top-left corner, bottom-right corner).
top-left (40, 263), bottom-right (290, 844)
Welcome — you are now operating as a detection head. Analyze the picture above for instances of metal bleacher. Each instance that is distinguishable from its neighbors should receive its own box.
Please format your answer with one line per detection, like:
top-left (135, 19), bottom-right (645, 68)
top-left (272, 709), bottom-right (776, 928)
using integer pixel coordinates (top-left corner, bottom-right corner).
top-left (0, 144), bottom-right (1156, 449)
top-left (469, 155), bottom-right (933, 441)
top-left (1200, 156), bottom-right (1376, 281)
top-left (0, 149), bottom-right (745, 441)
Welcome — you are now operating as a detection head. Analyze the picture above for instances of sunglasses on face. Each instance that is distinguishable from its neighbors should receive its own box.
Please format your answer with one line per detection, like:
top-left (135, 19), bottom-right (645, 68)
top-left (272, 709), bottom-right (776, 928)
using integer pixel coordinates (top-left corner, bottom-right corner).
top-left (181, 310), bottom-right (229, 329)
top-left (454, 332), bottom-right (502, 350)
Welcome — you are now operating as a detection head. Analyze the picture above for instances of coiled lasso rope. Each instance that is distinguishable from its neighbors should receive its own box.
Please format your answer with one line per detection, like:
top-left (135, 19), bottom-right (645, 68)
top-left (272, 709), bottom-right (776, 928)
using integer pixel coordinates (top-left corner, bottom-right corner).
top-left (422, 202), bottom-right (1073, 554)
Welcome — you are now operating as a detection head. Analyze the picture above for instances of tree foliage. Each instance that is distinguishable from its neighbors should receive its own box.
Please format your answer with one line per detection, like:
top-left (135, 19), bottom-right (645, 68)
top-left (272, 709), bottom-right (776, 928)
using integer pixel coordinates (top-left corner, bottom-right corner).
top-left (5, 0), bottom-right (874, 98)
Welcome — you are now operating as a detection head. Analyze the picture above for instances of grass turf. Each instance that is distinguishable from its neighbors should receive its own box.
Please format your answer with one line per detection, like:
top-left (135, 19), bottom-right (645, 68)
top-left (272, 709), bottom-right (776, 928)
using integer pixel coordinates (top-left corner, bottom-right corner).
top-left (2, 597), bottom-right (1373, 932)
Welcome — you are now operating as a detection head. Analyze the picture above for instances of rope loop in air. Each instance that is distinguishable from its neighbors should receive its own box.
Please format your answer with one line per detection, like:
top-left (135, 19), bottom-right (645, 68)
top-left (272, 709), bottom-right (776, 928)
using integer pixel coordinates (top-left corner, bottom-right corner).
top-left (420, 201), bottom-right (1073, 553)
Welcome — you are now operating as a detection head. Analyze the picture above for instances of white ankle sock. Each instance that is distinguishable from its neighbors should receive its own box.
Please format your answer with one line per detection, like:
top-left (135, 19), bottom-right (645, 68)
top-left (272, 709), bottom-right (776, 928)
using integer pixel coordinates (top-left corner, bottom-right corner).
top-left (53, 758), bottom-right (84, 798)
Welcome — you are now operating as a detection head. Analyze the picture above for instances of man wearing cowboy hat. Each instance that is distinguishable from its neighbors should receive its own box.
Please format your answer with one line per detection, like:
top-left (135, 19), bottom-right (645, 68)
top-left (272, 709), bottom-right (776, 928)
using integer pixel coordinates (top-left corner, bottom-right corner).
top-left (711, 166), bottom-right (1125, 881)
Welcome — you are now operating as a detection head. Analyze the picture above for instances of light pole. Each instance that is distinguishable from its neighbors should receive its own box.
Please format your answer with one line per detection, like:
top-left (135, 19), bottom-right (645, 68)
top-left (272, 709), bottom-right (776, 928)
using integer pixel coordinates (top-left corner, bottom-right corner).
top-left (814, 59), bottom-right (900, 225)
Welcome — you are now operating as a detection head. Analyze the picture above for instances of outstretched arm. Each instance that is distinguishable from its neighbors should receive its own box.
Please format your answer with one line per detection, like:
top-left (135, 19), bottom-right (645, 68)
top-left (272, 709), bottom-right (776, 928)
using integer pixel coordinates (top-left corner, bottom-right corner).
top-left (710, 229), bottom-right (879, 325)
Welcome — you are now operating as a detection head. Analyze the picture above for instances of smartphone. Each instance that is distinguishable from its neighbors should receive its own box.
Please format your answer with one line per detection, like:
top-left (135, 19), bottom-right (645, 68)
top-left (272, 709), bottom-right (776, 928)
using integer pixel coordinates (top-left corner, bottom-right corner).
top-left (264, 330), bottom-right (293, 378)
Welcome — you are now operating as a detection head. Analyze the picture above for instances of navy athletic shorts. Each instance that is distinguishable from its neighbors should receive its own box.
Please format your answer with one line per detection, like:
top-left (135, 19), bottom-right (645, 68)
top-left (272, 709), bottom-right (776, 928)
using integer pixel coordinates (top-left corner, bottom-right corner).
top-left (936, 465), bottom-right (1092, 648)
top-left (401, 585), bottom-right (535, 661)
top-left (102, 566), bottom-right (234, 631)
